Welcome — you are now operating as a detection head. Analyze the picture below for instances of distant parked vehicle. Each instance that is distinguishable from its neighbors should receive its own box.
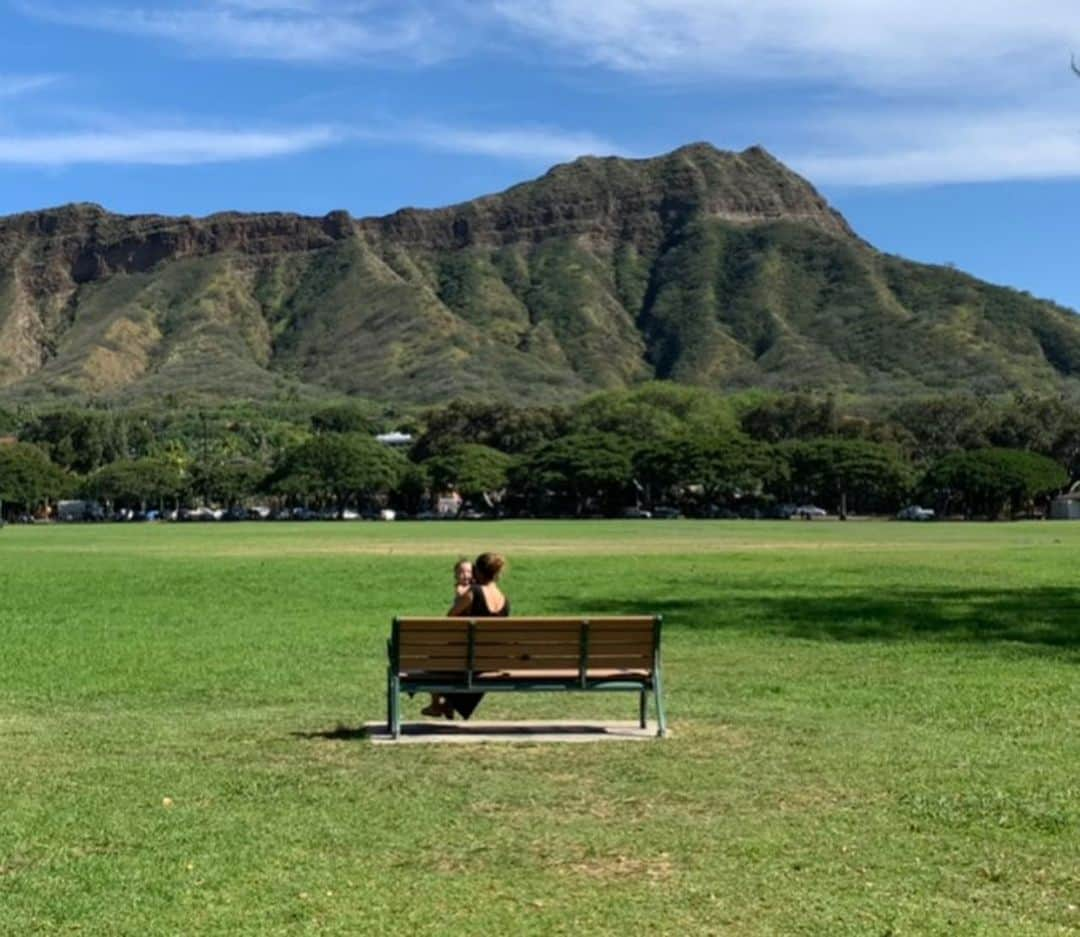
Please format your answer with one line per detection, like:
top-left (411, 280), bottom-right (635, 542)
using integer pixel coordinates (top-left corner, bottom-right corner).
top-left (897, 505), bottom-right (935, 521)
top-left (765, 503), bottom-right (798, 519)
top-left (698, 504), bottom-right (738, 519)
top-left (795, 505), bottom-right (827, 518)
top-left (621, 507), bottom-right (652, 519)
top-left (652, 505), bottom-right (682, 519)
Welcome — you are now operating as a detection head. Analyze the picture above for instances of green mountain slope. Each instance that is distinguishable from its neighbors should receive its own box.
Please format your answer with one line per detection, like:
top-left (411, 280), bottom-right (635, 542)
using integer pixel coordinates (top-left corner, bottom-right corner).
top-left (1, 142), bottom-right (1078, 405)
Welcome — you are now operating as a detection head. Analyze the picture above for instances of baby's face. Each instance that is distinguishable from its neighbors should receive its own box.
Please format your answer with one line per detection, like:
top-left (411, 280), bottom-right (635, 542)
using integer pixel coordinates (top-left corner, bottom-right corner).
top-left (456, 564), bottom-right (473, 585)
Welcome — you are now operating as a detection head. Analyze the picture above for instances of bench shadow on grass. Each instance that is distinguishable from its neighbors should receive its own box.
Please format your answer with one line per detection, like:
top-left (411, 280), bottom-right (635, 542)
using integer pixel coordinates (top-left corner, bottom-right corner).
top-left (546, 587), bottom-right (1080, 652)
top-left (292, 724), bottom-right (371, 741)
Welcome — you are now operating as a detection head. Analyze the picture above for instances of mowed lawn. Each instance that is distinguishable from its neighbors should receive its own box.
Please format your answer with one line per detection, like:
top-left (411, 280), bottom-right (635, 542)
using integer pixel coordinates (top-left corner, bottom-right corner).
top-left (1, 521), bottom-right (1078, 936)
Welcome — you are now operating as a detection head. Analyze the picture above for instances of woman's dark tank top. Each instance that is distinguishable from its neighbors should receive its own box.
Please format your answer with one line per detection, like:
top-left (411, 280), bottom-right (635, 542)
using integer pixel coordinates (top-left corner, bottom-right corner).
top-left (470, 583), bottom-right (510, 617)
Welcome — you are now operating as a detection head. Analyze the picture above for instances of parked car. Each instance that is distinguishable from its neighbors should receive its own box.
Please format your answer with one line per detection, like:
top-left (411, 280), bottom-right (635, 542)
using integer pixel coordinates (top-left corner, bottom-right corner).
top-left (621, 507), bottom-right (652, 519)
top-left (698, 504), bottom-right (738, 519)
top-left (897, 505), bottom-right (935, 521)
top-left (795, 505), bottom-right (828, 518)
top-left (651, 505), bottom-right (682, 519)
top-left (765, 503), bottom-right (798, 519)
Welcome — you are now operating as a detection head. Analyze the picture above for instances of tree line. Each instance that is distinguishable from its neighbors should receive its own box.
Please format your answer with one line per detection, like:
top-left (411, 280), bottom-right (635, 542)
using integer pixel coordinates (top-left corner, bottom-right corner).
top-left (0, 384), bottom-right (1075, 521)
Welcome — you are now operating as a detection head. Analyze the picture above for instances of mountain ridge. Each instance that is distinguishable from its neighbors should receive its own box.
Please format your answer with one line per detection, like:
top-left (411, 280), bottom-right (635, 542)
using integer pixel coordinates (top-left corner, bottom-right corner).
top-left (1, 142), bottom-right (1077, 406)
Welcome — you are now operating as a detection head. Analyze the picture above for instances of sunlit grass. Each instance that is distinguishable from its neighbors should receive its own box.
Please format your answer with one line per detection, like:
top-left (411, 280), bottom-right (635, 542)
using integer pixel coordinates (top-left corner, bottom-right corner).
top-left (1, 521), bottom-right (1078, 935)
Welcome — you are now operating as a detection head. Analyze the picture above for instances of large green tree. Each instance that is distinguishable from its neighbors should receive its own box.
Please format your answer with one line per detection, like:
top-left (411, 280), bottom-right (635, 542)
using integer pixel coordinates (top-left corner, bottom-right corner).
top-left (923, 448), bottom-right (1068, 519)
top-left (190, 459), bottom-right (266, 507)
top-left (635, 431), bottom-right (775, 506)
top-left (740, 394), bottom-right (839, 443)
top-left (310, 404), bottom-right (377, 436)
top-left (0, 443), bottom-right (72, 517)
top-left (777, 438), bottom-right (915, 515)
top-left (84, 458), bottom-right (185, 511)
top-left (265, 433), bottom-right (405, 513)
top-left (22, 410), bottom-right (131, 474)
top-left (424, 445), bottom-right (513, 502)
top-left (412, 401), bottom-right (569, 459)
top-left (511, 432), bottom-right (635, 515)
top-left (571, 393), bottom-right (684, 441)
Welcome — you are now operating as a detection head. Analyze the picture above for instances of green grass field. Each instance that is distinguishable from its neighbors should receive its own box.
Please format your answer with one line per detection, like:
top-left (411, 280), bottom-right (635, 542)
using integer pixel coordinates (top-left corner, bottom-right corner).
top-left (1, 520), bottom-right (1078, 936)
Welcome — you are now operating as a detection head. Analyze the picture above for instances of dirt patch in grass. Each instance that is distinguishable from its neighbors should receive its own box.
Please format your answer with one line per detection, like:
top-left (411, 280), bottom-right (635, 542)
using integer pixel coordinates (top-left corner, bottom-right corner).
top-left (562, 852), bottom-right (676, 884)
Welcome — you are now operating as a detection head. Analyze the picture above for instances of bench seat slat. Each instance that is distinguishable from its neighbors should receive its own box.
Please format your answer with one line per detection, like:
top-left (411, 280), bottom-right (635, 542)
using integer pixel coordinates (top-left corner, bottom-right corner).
top-left (397, 616), bottom-right (655, 626)
top-left (400, 656), bottom-right (653, 673)
top-left (472, 638), bottom-right (654, 652)
top-left (400, 668), bottom-right (652, 681)
top-left (473, 658), bottom-right (651, 670)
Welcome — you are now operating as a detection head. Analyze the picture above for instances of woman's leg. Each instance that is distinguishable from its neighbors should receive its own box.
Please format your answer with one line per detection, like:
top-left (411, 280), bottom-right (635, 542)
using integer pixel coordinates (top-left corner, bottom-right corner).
top-left (420, 694), bottom-right (453, 718)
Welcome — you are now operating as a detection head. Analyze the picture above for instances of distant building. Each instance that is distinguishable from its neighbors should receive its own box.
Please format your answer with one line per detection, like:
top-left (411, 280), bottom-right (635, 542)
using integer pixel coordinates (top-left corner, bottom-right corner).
top-left (376, 431), bottom-right (413, 448)
top-left (437, 492), bottom-right (462, 517)
top-left (1050, 487), bottom-right (1080, 520)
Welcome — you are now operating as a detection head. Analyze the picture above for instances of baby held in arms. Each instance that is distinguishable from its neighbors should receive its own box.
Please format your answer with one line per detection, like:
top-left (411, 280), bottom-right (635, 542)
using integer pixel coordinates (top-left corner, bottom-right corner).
top-left (419, 558), bottom-right (472, 719)
top-left (452, 557), bottom-right (473, 602)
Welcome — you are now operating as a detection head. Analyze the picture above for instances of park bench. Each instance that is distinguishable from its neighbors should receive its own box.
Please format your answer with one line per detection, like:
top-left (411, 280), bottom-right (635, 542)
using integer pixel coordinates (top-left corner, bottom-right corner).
top-left (386, 616), bottom-right (666, 739)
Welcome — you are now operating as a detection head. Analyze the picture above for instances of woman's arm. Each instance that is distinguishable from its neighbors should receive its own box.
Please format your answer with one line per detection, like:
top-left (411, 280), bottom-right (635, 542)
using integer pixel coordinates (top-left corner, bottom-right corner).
top-left (448, 589), bottom-right (472, 617)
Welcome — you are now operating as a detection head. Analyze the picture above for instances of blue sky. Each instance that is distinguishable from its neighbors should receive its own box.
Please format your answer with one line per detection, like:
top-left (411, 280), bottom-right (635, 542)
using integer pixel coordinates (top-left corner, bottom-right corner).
top-left (3, 0), bottom-right (1080, 310)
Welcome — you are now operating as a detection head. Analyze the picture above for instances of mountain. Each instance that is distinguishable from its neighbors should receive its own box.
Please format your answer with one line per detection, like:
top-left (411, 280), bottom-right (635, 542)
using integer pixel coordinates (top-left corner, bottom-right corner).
top-left (2, 142), bottom-right (1079, 407)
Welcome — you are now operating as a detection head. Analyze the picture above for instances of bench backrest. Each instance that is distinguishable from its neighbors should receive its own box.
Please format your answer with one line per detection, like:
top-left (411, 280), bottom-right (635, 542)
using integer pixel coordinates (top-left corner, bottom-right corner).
top-left (391, 616), bottom-right (661, 680)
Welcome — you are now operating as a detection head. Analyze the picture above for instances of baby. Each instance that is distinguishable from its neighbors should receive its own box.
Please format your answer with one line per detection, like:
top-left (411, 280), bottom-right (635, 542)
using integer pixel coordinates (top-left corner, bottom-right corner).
top-left (453, 557), bottom-right (473, 601)
top-left (421, 558), bottom-right (472, 719)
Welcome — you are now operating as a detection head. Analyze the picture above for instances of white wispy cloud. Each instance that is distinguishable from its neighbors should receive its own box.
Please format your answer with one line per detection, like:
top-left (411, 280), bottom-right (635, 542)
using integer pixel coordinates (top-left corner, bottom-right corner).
top-left (16, 0), bottom-right (1080, 186)
top-left (490, 0), bottom-right (1080, 93)
top-left (0, 74), bottom-right (62, 99)
top-left (788, 108), bottom-right (1080, 185)
top-left (0, 118), bottom-right (621, 167)
top-left (358, 123), bottom-right (627, 162)
top-left (0, 125), bottom-right (341, 166)
top-left (20, 0), bottom-right (463, 64)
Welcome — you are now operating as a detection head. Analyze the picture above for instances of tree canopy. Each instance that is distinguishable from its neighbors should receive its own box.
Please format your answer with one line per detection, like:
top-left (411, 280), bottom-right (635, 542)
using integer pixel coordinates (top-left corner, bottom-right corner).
top-left (923, 448), bottom-right (1068, 519)
top-left (779, 439), bottom-right (914, 514)
top-left (424, 445), bottom-right (513, 501)
top-left (0, 443), bottom-right (72, 514)
top-left (83, 458), bottom-right (185, 509)
top-left (264, 433), bottom-right (405, 510)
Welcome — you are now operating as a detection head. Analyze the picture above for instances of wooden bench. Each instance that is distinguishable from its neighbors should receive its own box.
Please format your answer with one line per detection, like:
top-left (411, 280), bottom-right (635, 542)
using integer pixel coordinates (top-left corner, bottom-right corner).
top-left (386, 616), bottom-right (666, 739)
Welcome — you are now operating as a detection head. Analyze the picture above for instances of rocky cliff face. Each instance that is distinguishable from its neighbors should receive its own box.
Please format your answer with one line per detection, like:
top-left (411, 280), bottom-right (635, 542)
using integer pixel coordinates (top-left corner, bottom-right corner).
top-left (0, 142), bottom-right (1077, 405)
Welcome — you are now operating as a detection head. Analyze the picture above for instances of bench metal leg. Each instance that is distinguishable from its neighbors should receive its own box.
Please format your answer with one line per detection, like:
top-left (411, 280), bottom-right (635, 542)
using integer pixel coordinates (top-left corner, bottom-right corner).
top-left (639, 689), bottom-right (648, 729)
top-left (386, 670), bottom-right (393, 734)
top-left (388, 675), bottom-right (401, 739)
top-left (652, 671), bottom-right (667, 738)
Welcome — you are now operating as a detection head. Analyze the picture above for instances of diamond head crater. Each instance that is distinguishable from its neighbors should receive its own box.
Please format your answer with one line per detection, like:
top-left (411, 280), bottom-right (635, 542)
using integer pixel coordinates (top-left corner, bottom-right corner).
top-left (2, 142), bottom-right (1078, 409)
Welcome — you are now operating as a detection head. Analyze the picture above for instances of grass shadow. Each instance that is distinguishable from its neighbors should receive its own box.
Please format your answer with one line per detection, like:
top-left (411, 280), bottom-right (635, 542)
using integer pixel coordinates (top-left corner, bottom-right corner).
top-left (291, 724), bottom-right (371, 741)
top-left (545, 587), bottom-right (1080, 651)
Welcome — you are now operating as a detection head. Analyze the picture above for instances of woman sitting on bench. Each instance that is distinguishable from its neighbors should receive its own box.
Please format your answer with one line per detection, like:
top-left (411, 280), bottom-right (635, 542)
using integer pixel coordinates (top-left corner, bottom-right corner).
top-left (421, 551), bottom-right (510, 720)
